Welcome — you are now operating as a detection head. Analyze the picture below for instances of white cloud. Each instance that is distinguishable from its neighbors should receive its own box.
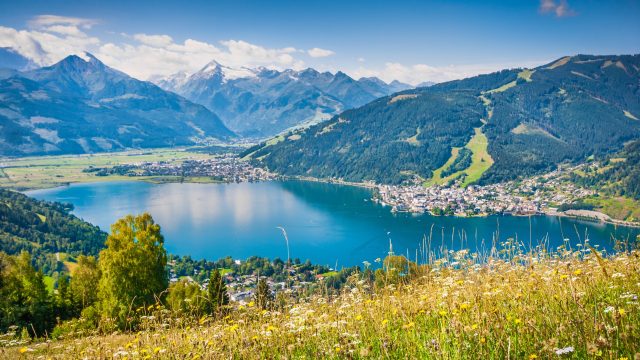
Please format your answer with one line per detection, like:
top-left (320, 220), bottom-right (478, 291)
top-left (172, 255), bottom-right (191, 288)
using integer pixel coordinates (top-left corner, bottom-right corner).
top-left (0, 25), bottom-right (99, 66)
top-left (0, 14), bottom-right (548, 84)
top-left (539, 0), bottom-right (576, 17)
top-left (0, 16), bottom-right (308, 80)
top-left (132, 33), bottom-right (174, 48)
top-left (28, 15), bottom-right (99, 29)
top-left (307, 47), bottom-right (335, 58)
top-left (349, 60), bottom-right (547, 86)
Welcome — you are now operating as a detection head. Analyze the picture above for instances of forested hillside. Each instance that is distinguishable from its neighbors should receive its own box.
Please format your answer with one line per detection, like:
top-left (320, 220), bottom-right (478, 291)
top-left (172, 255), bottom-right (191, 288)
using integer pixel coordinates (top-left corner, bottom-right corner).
top-left (0, 189), bottom-right (106, 274)
top-left (570, 139), bottom-right (640, 200)
top-left (253, 55), bottom-right (640, 185)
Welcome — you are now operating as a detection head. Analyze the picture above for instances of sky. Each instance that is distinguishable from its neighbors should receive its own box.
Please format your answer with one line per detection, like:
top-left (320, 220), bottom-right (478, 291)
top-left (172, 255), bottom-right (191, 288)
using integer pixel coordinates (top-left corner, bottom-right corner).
top-left (0, 0), bottom-right (638, 85)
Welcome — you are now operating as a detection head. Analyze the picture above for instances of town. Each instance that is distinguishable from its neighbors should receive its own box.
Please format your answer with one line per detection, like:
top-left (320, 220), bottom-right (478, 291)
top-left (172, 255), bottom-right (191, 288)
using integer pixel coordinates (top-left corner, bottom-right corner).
top-left (375, 167), bottom-right (596, 217)
top-left (84, 154), bottom-right (277, 183)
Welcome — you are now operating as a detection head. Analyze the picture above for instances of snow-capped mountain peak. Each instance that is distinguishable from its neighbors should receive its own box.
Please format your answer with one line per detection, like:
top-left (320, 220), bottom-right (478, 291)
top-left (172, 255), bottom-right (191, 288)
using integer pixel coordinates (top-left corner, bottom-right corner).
top-left (197, 60), bottom-right (257, 82)
top-left (153, 60), bottom-right (414, 137)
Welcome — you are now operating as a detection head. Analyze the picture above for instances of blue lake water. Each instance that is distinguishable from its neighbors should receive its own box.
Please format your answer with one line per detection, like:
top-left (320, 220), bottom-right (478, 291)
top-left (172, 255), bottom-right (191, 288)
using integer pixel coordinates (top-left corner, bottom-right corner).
top-left (27, 180), bottom-right (639, 268)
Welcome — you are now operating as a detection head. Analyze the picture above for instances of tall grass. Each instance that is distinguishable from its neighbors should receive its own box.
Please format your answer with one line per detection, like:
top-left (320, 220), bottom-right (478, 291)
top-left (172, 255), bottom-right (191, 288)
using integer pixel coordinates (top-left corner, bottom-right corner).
top-left (4, 236), bottom-right (639, 359)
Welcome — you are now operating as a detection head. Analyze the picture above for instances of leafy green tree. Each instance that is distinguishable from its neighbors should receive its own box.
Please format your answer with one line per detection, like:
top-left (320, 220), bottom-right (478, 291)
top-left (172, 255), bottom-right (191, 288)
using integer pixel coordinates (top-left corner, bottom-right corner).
top-left (166, 280), bottom-right (207, 316)
top-left (0, 252), bottom-right (52, 337)
top-left (98, 213), bottom-right (168, 327)
top-left (255, 278), bottom-right (272, 310)
top-left (69, 255), bottom-right (101, 312)
top-left (55, 274), bottom-right (73, 320)
top-left (207, 270), bottom-right (229, 314)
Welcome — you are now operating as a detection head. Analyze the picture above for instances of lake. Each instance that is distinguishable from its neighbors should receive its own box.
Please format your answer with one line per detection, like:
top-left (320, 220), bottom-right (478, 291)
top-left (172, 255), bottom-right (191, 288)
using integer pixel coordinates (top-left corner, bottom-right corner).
top-left (27, 180), bottom-right (639, 268)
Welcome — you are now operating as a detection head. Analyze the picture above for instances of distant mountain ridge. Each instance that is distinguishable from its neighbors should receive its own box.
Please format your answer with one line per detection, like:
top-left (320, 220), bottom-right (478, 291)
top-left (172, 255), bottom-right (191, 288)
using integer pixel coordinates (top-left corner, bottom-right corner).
top-left (0, 53), bottom-right (234, 156)
top-left (156, 61), bottom-right (412, 137)
top-left (251, 54), bottom-right (640, 185)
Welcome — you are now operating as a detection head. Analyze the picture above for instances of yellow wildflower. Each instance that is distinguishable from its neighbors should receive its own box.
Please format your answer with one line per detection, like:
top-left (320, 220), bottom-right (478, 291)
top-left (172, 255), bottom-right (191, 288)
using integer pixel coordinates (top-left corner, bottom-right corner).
top-left (573, 269), bottom-right (582, 276)
top-left (618, 308), bottom-right (625, 316)
top-left (381, 319), bottom-right (389, 326)
top-left (355, 315), bottom-right (363, 321)
top-left (402, 321), bottom-right (415, 329)
top-left (529, 355), bottom-right (538, 359)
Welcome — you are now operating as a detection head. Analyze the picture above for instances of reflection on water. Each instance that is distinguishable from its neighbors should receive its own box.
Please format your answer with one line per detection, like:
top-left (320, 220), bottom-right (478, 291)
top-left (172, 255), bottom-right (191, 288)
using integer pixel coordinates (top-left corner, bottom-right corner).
top-left (28, 180), bottom-right (639, 268)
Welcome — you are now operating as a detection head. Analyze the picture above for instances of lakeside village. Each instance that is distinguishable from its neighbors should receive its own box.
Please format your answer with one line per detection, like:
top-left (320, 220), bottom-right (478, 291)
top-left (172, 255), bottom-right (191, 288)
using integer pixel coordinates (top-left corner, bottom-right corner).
top-left (375, 168), bottom-right (597, 218)
top-left (81, 154), bottom-right (633, 226)
top-left (83, 153), bottom-right (277, 183)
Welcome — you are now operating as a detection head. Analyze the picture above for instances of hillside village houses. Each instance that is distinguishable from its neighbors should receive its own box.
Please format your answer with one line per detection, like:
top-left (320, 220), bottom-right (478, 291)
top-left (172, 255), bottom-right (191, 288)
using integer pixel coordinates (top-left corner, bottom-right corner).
top-left (376, 168), bottom-right (595, 216)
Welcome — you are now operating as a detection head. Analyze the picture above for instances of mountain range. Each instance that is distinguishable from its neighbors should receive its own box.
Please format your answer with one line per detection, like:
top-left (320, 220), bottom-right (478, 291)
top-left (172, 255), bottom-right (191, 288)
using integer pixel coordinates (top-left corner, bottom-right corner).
top-left (249, 54), bottom-right (640, 185)
top-left (0, 53), bottom-right (233, 156)
top-left (155, 61), bottom-right (412, 137)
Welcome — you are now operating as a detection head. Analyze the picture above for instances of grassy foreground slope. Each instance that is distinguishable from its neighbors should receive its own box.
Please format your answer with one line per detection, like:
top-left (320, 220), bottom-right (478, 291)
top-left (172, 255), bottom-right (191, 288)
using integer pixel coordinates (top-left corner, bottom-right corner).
top-left (6, 248), bottom-right (640, 359)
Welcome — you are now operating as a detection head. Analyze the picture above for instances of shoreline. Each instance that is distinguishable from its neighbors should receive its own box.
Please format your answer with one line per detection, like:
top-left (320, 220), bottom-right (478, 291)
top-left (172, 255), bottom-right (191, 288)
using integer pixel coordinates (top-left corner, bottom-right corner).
top-left (285, 176), bottom-right (640, 228)
top-left (7, 170), bottom-right (640, 229)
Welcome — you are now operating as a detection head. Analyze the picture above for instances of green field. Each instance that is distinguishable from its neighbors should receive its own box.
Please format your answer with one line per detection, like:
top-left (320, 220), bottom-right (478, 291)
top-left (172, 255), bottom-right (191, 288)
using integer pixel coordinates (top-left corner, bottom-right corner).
top-left (424, 147), bottom-right (461, 186)
top-left (425, 127), bottom-right (494, 187)
top-left (585, 196), bottom-right (640, 222)
top-left (403, 127), bottom-right (422, 146)
top-left (0, 148), bottom-right (218, 191)
top-left (460, 128), bottom-right (494, 186)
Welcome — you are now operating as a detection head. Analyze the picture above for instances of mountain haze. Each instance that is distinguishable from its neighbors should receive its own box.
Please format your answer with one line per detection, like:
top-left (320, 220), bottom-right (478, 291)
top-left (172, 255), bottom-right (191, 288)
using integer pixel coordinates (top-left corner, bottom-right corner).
top-left (157, 62), bottom-right (412, 137)
top-left (0, 53), bottom-right (234, 156)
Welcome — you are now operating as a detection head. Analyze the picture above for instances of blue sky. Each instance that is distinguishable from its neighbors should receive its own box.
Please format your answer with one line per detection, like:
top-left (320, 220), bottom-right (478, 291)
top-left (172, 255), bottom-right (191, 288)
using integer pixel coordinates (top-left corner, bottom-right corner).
top-left (0, 0), bottom-right (638, 84)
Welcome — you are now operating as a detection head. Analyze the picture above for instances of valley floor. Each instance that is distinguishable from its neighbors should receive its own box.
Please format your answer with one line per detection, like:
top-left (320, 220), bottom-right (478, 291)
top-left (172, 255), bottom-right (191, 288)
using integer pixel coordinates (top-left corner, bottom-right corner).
top-left (0, 148), bottom-right (216, 191)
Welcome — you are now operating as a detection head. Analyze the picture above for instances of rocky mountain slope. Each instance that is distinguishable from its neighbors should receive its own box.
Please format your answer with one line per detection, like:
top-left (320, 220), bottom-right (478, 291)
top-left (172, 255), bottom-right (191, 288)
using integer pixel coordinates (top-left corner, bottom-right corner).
top-left (157, 61), bottom-right (412, 137)
top-left (0, 53), bottom-right (234, 156)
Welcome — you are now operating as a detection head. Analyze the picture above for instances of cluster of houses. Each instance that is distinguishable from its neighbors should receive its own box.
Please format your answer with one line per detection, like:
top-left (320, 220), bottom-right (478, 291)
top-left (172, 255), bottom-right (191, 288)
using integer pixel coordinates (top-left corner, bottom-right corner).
top-left (168, 261), bottom-right (318, 304)
top-left (376, 168), bottom-right (596, 217)
top-left (95, 154), bottom-right (277, 183)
